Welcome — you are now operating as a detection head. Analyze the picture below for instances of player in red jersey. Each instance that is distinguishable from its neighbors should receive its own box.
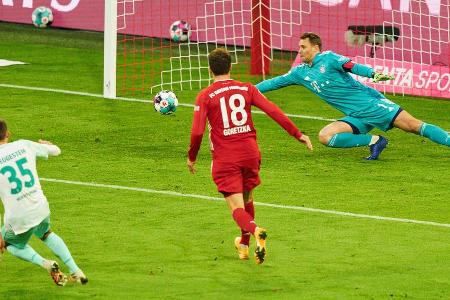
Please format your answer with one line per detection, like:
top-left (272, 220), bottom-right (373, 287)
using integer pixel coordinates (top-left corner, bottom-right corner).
top-left (187, 48), bottom-right (313, 264)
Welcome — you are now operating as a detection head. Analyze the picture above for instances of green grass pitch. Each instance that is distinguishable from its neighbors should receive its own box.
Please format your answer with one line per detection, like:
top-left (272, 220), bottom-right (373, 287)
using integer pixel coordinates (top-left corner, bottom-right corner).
top-left (0, 22), bottom-right (449, 299)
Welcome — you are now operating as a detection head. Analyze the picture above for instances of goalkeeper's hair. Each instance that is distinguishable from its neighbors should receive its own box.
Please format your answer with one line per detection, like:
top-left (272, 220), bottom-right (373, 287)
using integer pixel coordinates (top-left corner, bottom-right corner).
top-left (300, 32), bottom-right (322, 51)
top-left (0, 120), bottom-right (7, 140)
top-left (208, 48), bottom-right (231, 76)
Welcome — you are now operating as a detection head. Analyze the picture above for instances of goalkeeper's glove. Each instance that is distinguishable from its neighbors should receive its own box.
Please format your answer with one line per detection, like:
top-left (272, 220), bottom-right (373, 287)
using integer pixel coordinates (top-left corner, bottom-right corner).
top-left (372, 72), bottom-right (395, 83)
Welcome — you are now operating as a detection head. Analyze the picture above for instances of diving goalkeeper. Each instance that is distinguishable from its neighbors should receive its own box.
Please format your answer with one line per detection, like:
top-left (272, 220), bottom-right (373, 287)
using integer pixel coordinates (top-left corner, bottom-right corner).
top-left (256, 32), bottom-right (449, 160)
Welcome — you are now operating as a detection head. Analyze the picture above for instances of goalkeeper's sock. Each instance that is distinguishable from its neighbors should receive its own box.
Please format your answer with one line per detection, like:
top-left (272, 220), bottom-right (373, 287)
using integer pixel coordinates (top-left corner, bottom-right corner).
top-left (43, 232), bottom-right (79, 274)
top-left (419, 123), bottom-right (450, 147)
top-left (327, 133), bottom-right (372, 148)
top-left (7, 244), bottom-right (46, 268)
top-left (232, 208), bottom-right (257, 234)
top-left (369, 135), bottom-right (380, 145)
top-left (240, 201), bottom-right (255, 245)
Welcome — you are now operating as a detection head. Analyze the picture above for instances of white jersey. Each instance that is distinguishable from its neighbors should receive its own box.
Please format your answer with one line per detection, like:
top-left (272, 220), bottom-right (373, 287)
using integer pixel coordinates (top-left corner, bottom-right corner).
top-left (0, 140), bottom-right (61, 234)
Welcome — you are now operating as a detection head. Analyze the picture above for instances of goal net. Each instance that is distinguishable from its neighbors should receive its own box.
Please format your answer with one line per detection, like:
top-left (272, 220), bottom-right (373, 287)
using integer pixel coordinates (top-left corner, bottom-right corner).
top-left (105, 0), bottom-right (450, 99)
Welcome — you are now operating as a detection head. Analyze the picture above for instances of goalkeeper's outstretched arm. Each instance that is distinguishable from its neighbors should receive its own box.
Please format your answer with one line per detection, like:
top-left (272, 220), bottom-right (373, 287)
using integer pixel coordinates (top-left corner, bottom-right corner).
top-left (342, 60), bottom-right (394, 82)
top-left (256, 69), bottom-right (298, 93)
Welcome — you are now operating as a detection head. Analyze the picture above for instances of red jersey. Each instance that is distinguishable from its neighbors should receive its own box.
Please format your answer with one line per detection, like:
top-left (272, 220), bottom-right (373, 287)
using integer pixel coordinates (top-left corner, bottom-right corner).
top-left (188, 79), bottom-right (302, 163)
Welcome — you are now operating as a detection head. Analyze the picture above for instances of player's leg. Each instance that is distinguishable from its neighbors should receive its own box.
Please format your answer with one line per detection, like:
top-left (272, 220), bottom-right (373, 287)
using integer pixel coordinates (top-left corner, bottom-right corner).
top-left (212, 160), bottom-right (258, 235)
top-left (225, 192), bottom-right (257, 234)
top-left (212, 161), bottom-right (253, 259)
top-left (319, 119), bottom-right (389, 160)
top-left (2, 223), bottom-right (67, 286)
top-left (225, 192), bottom-right (266, 264)
top-left (234, 190), bottom-right (254, 260)
top-left (238, 160), bottom-right (260, 247)
top-left (319, 120), bottom-right (377, 148)
top-left (36, 217), bottom-right (88, 284)
top-left (2, 225), bottom-right (45, 267)
top-left (234, 161), bottom-right (258, 259)
top-left (212, 159), bottom-right (266, 263)
top-left (393, 110), bottom-right (449, 147)
top-left (241, 159), bottom-right (266, 264)
top-left (230, 192), bottom-right (250, 260)
top-left (238, 190), bottom-right (254, 247)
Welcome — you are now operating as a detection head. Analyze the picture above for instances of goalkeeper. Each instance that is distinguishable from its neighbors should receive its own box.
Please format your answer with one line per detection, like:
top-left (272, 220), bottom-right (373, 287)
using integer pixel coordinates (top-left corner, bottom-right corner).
top-left (256, 32), bottom-right (449, 160)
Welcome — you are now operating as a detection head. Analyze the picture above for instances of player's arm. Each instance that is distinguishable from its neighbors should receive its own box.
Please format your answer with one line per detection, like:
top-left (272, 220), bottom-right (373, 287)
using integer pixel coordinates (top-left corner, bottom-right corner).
top-left (342, 60), bottom-right (394, 82)
top-left (251, 86), bottom-right (313, 151)
top-left (255, 69), bottom-right (298, 93)
top-left (38, 140), bottom-right (61, 156)
top-left (187, 94), bottom-right (208, 174)
top-left (24, 140), bottom-right (61, 159)
top-left (330, 51), bottom-right (394, 82)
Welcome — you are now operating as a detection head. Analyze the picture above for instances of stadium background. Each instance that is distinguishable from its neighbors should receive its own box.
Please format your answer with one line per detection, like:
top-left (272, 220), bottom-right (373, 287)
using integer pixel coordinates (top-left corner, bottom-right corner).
top-left (1, 0), bottom-right (449, 98)
top-left (0, 1), bottom-right (449, 299)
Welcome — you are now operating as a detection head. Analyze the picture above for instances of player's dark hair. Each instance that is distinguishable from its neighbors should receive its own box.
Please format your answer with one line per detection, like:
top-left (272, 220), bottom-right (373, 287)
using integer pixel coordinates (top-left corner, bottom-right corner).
top-left (208, 48), bottom-right (231, 76)
top-left (0, 119), bottom-right (7, 140)
top-left (300, 32), bottom-right (322, 51)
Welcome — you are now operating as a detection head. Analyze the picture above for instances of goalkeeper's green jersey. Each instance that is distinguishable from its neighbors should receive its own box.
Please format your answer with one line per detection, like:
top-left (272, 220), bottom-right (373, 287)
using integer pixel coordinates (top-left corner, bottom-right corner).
top-left (256, 51), bottom-right (390, 118)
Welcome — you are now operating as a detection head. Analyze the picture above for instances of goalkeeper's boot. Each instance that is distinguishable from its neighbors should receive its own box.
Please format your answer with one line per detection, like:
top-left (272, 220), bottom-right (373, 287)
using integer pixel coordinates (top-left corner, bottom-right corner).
top-left (366, 136), bottom-right (388, 160)
top-left (70, 269), bottom-right (88, 285)
top-left (234, 237), bottom-right (249, 260)
top-left (44, 260), bottom-right (68, 286)
top-left (254, 227), bottom-right (267, 264)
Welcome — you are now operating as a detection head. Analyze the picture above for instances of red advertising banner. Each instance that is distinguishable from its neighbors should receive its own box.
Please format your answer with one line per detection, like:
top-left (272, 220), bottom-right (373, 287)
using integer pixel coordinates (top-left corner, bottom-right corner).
top-left (0, 0), bottom-right (103, 30)
top-left (1, 0), bottom-right (448, 99)
top-left (354, 56), bottom-right (450, 99)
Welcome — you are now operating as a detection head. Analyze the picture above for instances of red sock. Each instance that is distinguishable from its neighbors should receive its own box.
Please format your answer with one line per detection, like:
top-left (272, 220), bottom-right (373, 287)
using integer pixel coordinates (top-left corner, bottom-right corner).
top-left (232, 208), bottom-right (257, 234)
top-left (245, 201), bottom-right (255, 218)
top-left (240, 201), bottom-right (255, 245)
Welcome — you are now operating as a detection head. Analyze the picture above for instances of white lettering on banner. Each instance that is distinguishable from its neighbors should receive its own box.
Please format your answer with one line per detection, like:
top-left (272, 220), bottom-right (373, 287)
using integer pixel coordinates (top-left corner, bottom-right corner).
top-left (437, 73), bottom-right (450, 91)
top-left (422, 0), bottom-right (441, 16)
top-left (382, 0), bottom-right (392, 10)
top-left (398, 69), bottom-right (413, 87)
top-left (51, 0), bottom-right (80, 12)
top-left (391, 69), bottom-right (400, 85)
top-left (1, 0), bottom-right (80, 11)
top-left (425, 71), bottom-right (440, 89)
top-left (400, 0), bottom-right (410, 12)
top-left (320, 0), bottom-right (441, 16)
top-left (351, 62), bottom-right (450, 94)
top-left (416, 71), bottom-right (427, 89)
top-left (414, 71), bottom-right (450, 91)
top-left (315, 0), bottom-right (343, 6)
top-left (1, 0), bottom-right (31, 7)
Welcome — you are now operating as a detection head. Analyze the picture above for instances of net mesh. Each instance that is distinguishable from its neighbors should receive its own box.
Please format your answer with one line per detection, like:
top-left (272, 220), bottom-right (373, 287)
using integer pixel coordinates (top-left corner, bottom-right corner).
top-left (116, 0), bottom-right (450, 99)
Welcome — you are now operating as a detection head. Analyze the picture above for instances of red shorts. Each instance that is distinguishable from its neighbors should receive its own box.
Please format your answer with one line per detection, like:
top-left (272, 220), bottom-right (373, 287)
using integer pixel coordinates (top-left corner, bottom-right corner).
top-left (211, 158), bottom-right (261, 194)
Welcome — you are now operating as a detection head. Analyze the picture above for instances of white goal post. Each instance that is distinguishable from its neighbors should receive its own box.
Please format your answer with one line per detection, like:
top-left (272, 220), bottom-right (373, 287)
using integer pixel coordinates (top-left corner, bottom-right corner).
top-left (103, 0), bottom-right (117, 99)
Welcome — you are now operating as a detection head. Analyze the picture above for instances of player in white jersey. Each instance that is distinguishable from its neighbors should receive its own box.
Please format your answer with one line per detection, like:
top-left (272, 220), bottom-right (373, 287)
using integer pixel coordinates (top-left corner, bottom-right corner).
top-left (0, 120), bottom-right (87, 286)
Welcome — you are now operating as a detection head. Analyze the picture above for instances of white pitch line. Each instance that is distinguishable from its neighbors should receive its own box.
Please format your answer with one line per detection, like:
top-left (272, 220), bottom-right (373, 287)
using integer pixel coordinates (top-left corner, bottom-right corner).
top-left (41, 178), bottom-right (450, 229)
top-left (0, 83), bottom-right (336, 122)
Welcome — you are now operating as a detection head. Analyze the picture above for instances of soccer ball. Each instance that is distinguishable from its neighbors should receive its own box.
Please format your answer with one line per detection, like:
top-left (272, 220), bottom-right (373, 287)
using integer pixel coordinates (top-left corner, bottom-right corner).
top-left (154, 90), bottom-right (178, 115)
top-left (31, 6), bottom-right (54, 28)
top-left (170, 20), bottom-right (191, 42)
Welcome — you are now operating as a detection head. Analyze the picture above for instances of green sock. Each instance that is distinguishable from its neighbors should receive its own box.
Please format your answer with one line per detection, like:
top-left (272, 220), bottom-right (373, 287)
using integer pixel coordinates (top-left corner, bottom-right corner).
top-left (43, 233), bottom-right (79, 274)
top-left (419, 123), bottom-right (450, 146)
top-left (327, 133), bottom-right (372, 148)
top-left (7, 245), bottom-right (45, 268)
